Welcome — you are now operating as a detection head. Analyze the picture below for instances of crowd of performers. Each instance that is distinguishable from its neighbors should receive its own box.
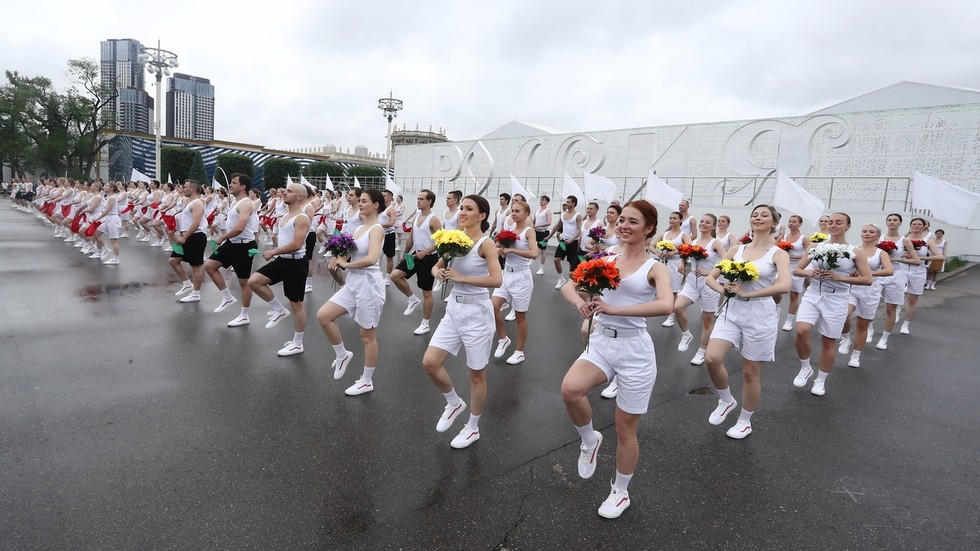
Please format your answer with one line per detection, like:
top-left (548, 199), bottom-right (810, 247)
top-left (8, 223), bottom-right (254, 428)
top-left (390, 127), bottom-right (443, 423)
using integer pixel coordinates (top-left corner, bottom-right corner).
top-left (9, 175), bottom-right (951, 520)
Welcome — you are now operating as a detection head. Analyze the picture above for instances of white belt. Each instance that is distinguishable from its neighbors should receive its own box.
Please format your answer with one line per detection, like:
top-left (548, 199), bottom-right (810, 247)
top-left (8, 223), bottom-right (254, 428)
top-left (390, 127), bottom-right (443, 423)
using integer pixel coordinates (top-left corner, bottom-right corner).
top-left (597, 324), bottom-right (645, 338)
top-left (453, 294), bottom-right (488, 304)
top-left (348, 268), bottom-right (381, 275)
top-left (505, 266), bottom-right (530, 273)
top-left (278, 253), bottom-right (306, 259)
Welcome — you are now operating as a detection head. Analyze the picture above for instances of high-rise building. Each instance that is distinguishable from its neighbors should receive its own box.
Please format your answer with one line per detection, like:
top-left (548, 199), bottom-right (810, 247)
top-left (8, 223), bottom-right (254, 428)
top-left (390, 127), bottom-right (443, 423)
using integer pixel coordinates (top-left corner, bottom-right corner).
top-left (166, 73), bottom-right (214, 141)
top-left (100, 38), bottom-right (154, 134)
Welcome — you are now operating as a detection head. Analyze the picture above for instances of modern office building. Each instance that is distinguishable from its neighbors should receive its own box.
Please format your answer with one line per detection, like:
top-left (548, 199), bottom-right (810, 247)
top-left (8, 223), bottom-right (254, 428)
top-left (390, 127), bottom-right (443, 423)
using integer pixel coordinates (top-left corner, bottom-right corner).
top-left (100, 38), bottom-right (153, 134)
top-left (166, 73), bottom-right (215, 141)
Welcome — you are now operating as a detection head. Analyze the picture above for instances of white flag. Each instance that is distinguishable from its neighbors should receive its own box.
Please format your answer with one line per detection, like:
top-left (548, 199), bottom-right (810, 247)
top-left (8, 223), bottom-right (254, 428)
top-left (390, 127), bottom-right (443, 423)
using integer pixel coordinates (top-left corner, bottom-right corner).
top-left (323, 173), bottom-right (334, 191)
top-left (644, 170), bottom-right (683, 212)
top-left (300, 174), bottom-right (315, 194)
top-left (509, 175), bottom-right (536, 200)
top-left (583, 172), bottom-right (617, 204)
top-left (131, 168), bottom-right (151, 183)
top-left (562, 173), bottom-right (584, 208)
top-left (353, 177), bottom-right (361, 189)
top-left (385, 175), bottom-right (401, 197)
top-left (286, 175), bottom-right (295, 188)
top-left (773, 171), bottom-right (825, 228)
top-left (211, 178), bottom-right (223, 190)
top-left (166, 173), bottom-right (173, 185)
top-left (912, 171), bottom-right (980, 228)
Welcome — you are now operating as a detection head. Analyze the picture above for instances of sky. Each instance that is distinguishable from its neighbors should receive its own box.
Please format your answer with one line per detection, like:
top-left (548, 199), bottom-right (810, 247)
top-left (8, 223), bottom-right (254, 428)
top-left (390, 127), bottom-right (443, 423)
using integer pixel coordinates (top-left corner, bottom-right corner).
top-left (3, 0), bottom-right (980, 157)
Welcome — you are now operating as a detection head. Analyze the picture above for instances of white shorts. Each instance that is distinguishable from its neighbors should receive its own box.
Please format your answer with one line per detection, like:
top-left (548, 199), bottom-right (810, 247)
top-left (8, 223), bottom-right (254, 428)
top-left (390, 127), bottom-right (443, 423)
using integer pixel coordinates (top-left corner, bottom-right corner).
top-left (120, 211), bottom-right (132, 222)
top-left (104, 216), bottom-right (122, 239)
top-left (879, 268), bottom-right (907, 305)
top-left (428, 296), bottom-right (495, 370)
top-left (667, 259), bottom-right (683, 293)
top-left (790, 274), bottom-right (805, 294)
top-left (848, 281), bottom-right (881, 320)
top-left (578, 328), bottom-right (656, 415)
top-left (796, 290), bottom-right (849, 339)
top-left (711, 297), bottom-right (778, 362)
top-left (906, 267), bottom-right (926, 296)
top-left (327, 270), bottom-right (386, 329)
top-left (492, 267), bottom-right (533, 312)
top-left (677, 275), bottom-right (720, 312)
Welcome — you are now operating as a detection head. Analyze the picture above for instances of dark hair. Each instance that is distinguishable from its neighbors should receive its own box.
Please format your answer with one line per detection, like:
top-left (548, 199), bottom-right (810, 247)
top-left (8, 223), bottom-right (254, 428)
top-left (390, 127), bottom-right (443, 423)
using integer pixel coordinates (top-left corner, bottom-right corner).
top-left (449, 190), bottom-right (463, 202)
top-left (540, 195), bottom-right (550, 202)
top-left (106, 183), bottom-right (118, 193)
top-left (935, 229), bottom-right (945, 236)
top-left (349, 187), bottom-right (362, 197)
top-left (231, 173), bottom-right (252, 190)
top-left (789, 214), bottom-right (803, 224)
top-left (752, 204), bottom-right (780, 234)
top-left (419, 189), bottom-right (436, 204)
top-left (500, 192), bottom-right (511, 202)
top-left (514, 194), bottom-right (526, 202)
top-left (910, 217), bottom-right (927, 227)
top-left (566, 195), bottom-right (578, 206)
top-left (184, 180), bottom-right (203, 195)
top-left (670, 210), bottom-right (682, 220)
top-left (166, 182), bottom-right (176, 192)
top-left (833, 212), bottom-right (852, 226)
top-left (383, 189), bottom-right (394, 197)
top-left (623, 200), bottom-right (659, 238)
top-left (363, 188), bottom-right (385, 213)
top-left (886, 212), bottom-right (903, 223)
top-left (607, 204), bottom-right (623, 216)
top-left (702, 213), bottom-right (718, 237)
top-left (464, 194), bottom-right (491, 232)
top-left (588, 201), bottom-right (600, 211)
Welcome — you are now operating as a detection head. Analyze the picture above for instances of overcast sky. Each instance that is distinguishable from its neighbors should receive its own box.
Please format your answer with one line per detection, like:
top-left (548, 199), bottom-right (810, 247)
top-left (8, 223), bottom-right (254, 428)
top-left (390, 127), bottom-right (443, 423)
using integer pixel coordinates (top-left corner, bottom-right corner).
top-left (3, 0), bottom-right (980, 156)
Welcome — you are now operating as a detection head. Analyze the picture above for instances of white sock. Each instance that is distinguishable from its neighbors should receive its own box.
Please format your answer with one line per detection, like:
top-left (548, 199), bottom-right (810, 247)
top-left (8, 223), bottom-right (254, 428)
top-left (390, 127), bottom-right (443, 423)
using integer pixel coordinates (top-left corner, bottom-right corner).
top-left (269, 298), bottom-right (286, 312)
top-left (420, 318), bottom-right (430, 326)
top-left (220, 288), bottom-right (234, 301)
top-left (816, 371), bottom-right (828, 382)
top-left (292, 331), bottom-right (304, 344)
top-left (240, 307), bottom-right (250, 316)
top-left (851, 350), bottom-right (862, 360)
top-left (180, 280), bottom-right (191, 288)
top-left (800, 358), bottom-right (812, 369)
top-left (682, 331), bottom-right (692, 339)
top-left (738, 408), bottom-right (754, 424)
top-left (717, 387), bottom-right (734, 404)
top-left (881, 331), bottom-right (891, 340)
top-left (306, 277), bottom-right (313, 286)
top-left (362, 366), bottom-right (375, 383)
top-left (443, 389), bottom-right (461, 407)
top-left (575, 422), bottom-right (597, 447)
top-left (786, 314), bottom-right (796, 324)
top-left (331, 343), bottom-right (348, 359)
top-left (614, 470), bottom-right (634, 491)
top-left (696, 347), bottom-right (706, 355)
top-left (467, 413), bottom-right (481, 429)
top-left (408, 294), bottom-right (420, 303)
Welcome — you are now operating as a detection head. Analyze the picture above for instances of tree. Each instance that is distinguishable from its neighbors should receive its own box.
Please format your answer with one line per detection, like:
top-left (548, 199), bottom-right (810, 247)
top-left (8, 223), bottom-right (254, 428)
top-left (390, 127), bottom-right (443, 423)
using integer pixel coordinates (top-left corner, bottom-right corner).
top-left (303, 161), bottom-right (345, 180)
top-left (189, 149), bottom-right (208, 185)
top-left (160, 146), bottom-right (195, 184)
top-left (214, 153), bottom-right (254, 186)
top-left (346, 165), bottom-right (385, 189)
top-left (63, 58), bottom-right (116, 179)
top-left (262, 157), bottom-right (301, 189)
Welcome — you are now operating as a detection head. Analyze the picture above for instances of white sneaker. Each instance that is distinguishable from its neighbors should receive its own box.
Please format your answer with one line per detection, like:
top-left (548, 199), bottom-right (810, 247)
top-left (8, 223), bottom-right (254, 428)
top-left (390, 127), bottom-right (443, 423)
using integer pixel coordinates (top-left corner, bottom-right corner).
top-left (708, 399), bottom-right (737, 425)
top-left (577, 431), bottom-right (602, 479)
top-left (120, 232), bottom-right (129, 238)
top-left (332, 350), bottom-right (354, 380)
top-left (838, 335), bottom-right (851, 355)
top-left (277, 341), bottom-right (304, 356)
top-left (876, 337), bottom-right (888, 350)
top-left (304, 284), bottom-right (313, 294)
top-left (505, 351), bottom-right (525, 365)
top-left (504, 309), bottom-right (517, 322)
top-left (162, 245), bottom-right (173, 253)
top-left (265, 310), bottom-right (290, 329)
top-left (214, 297), bottom-right (238, 313)
top-left (174, 283), bottom-right (193, 296)
top-left (661, 313), bottom-right (675, 327)
top-left (690, 350), bottom-right (706, 366)
top-left (403, 298), bottom-right (421, 316)
top-left (600, 378), bottom-right (619, 399)
top-left (413, 321), bottom-right (430, 335)
top-left (227, 314), bottom-right (250, 327)
top-left (493, 336), bottom-right (511, 359)
top-left (436, 401), bottom-right (466, 432)
top-left (450, 425), bottom-right (480, 449)
top-left (597, 484), bottom-right (630, 519)
top-left (102, 258), bottom-right (120, 265)
top-left (726, 420), bottom-right (752, 439)
top-left (866, 327), bottom-right (875, 344)
top-left (535, 267), bottom-right (544, 275)
top-left (899, 322), bottom-right (910, 335)
top-left (811, 378), bottom-right (826, 396)
top-left (848, 355), bottom-right (861, 368)
top-left (179, 293), bottom-right (201, 303)
top-left (793, 366), bottom-right (813, 388)
top-left (678, 332), bottom-right (694, 352)
top-left (554, 277), bottom-right (566, 290)
top-left (781, 320), bottom-right (793, 331)
top-left (345, 378), bottom-right (374, 396)
top-left (432, 280), bottom-right (443, 293)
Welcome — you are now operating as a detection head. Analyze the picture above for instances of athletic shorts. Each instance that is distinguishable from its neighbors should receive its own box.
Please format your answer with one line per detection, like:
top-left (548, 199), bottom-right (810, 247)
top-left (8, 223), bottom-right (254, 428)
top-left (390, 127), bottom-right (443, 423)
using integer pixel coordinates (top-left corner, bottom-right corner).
top-left (711, 297), bottom-right (778, 362)
top-left (492, 266), bottom-right (533, 312)
top-left (256, 257), bottom-right (309, 302)
top-left (209, 240), bottom-right (257, 279)
top-left (535, 230), bottom-right (549, 248)
top-left (849, 281), bottom-right (882, 321)
top-left (678, 275), bottom-right (721, 312)
top-left (383, 232), bottom-right (396, 258)
top-left (667, 258), bottom-right (683, 293)
top-left (103, 216), bottom-right (122, 239)
top-left (171, 232), bottom-right (208, 267)
top-left (879, 268), bottom-right (908, 305)
top-left (328, 270), bottom-right (386, 329)
top-left (395, 252), bottom-right (439, 291)
top-left (428, 296), bottom-right (495, 370)
top-left (304, 232), bottom-right (317, 261)
top-left (554, 239), bottom-right (579, 261)
top-left (906, 266), bottom-right (926, 296)
top-left (578, 328), bottom-right (657, 415)
top-left (796, 289), bottom-right (850, 339)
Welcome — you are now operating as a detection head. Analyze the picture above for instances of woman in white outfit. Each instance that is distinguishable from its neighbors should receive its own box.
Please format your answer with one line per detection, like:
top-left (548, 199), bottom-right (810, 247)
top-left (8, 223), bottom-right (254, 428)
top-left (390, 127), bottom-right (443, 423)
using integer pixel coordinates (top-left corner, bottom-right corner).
top-left (900, 217), bottom-right (943, 335)
top-left (672, 214), bottom-right (728, 365)
top-left (491, 201), bottom-right (539, 365)
top-left (653, 211), bottom-right (691, 327)
top-left (926, 229), bottom-right (947, 290)
top-left (838, 224), bottom-right (894, 367)
top-left (716, 215), bottom-right (734, 252)
top-left (875, 214), bottom-right (918, 350)
top-left (704, 205), bottom-right (791, 439)
top-left (422, 195), bottom-right (502, 449)
top-left (91, 183), bottom-right (123, 264)
top-left (317, 189), bottom-right (387, 396)
top-left (560, 199), bottom-right (673, 519)
top-left (791, 213), bottom-right (872, 396)
top-left (780, 215), bottom-right (810, 331)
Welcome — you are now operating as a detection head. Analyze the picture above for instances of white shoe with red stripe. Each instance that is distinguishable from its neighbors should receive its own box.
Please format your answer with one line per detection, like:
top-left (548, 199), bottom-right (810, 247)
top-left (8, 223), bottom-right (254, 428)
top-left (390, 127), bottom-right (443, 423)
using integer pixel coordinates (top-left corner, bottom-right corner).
top-left (450, 425), bottom-right (480, 449)
top-left (344, 378), bottom-right (374, 396)
top-left (598, 484), bottom-right (630, 519)
top-left (436, 401), bottom-right (466, 432)
top-left (709, 399), bottom-right (737, 425)
top-left (277, 341), bottom-right (304, 356)
top-left (726, 419), bottom-right (752, 439)
top-left (577, 431), bottom-right (603, 479)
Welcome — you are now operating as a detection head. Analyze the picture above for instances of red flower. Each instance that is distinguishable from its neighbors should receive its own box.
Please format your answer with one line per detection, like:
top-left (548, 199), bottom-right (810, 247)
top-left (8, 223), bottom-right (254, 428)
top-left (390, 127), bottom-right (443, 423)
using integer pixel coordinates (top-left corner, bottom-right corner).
top-left (876, 240), bottom-right (898, 253)
top-left (910, 239), bottom-right (927, 250)
top-left (678, 243), bottom-right (708, 261)
top-left (494, 230), bottom-right (520, 248)
top-left (740, 234), bottom-right (752, 244)
top-left (776, 240), bottom-right (794, 252)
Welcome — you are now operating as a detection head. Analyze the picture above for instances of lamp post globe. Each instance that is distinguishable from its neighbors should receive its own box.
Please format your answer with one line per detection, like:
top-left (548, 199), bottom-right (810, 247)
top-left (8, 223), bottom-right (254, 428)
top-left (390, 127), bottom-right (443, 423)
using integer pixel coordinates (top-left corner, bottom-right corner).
top-left (377, 92), bottom-right (403, 185)
top-left (138, 40), bottom-right (178, 180)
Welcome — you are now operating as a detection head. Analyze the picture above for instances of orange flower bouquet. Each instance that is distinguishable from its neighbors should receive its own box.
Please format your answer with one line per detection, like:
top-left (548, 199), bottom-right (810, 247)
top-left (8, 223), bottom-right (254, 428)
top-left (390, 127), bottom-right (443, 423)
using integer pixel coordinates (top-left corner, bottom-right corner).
top-left (570, 257), bottom-right (622, 350)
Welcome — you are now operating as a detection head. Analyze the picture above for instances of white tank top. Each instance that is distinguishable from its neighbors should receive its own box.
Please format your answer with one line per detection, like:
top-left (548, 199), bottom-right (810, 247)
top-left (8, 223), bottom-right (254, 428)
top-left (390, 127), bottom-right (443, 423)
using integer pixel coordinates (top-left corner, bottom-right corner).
top-left (443, 208), bottom-right (459, 230)
top-left (681, 215), bottom-right (696, 236)
top-left (879, 235), bottom-right (908, 271)
top-left (595, 256), bottom-right (659, 330)
top-left (505, 227), bottom-right (533, 269)
top-left (495, 208), bottom-right (510, 230)
top-left (179, 198), bottom-right (207, 233)
top-left (104, 195), bottom-right (120, 217)
top-left (412, 212), bottom-right (437, 252)
top-left (788, 233), bottom-right (806, 264)
top-left (345, 206), bottom-right (362, 234)
top-left (534, 207), bottom-right (550, 229)
top-left (731, 245), bottom-right (779, 293)
top-left (451, 236), bottom-right (490, 296)
top-left (560, 212), bottom-right (578, 240)
top-left (351, 223), bottom-right (382, 269)
top-left (274, 198), bottom-right (288, 217)
top-left (810, 244), bottom-right (856, 293)
top-left (379, 206), bottom-right (397, 234)
top-left (277, 213), bottom-right (308, 256)
top-left (694, 238), bottom-right (721, 271)
top-left (227, 197), bottom-right (258, 241)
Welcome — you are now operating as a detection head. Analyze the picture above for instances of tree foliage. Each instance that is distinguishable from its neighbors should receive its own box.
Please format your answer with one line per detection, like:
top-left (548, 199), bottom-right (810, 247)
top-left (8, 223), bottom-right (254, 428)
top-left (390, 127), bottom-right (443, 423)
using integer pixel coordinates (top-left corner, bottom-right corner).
top-left (346, 165), bottom-right (385, 189)
top-left (161, 146), bottom-right (195, 184)
top-left (303, 161), bottom-right (345, 180)
top-left (214, 153), bottom-right (254, 186)
top-left (263, 158), bottom-right (302, 189)
top-left (189, 150), bottom-right (208, 185)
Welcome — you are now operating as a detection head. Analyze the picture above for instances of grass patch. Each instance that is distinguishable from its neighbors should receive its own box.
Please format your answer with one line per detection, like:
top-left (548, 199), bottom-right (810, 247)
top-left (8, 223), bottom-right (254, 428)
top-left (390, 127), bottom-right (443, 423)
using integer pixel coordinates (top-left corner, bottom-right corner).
top-left (945, 256), bottom-right (967, 271)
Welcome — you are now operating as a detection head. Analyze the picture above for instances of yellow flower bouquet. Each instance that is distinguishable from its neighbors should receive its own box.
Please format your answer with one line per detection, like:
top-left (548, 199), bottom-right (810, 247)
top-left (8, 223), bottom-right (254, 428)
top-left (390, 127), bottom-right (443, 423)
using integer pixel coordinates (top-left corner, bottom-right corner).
top-left (714, 259), bottom-right (760, 317)
top-left (432, 229), bottom-right (475, 298)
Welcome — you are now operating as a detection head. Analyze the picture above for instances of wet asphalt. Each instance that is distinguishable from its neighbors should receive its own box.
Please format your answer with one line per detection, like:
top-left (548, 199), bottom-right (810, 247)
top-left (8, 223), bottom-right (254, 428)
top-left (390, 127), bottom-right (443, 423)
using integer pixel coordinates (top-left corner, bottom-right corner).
top-left (1, 204), bottom-right (978, 550)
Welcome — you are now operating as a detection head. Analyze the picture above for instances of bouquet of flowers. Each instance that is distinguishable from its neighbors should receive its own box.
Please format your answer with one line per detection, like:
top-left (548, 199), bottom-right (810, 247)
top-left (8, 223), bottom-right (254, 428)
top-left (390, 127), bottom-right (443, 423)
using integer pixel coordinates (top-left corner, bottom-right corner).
top-left (432, 229), bottom-right (475, 299)
top-left (910, 239), bottom-right (927, 251)
top-left (494, 229), bottom-right (519, 248)
top-left (588, 226), bottom-right (606, 243)
top-left (654, 240), bottom-right (676, 263)
top-left (776, 240), bottom-right (794, 252)
top-left (715, 259), bottom-right (760, 317)
top-left (324, 232), bottom-right (356, 258)
top-left (677, 243), bottom-right (708, 262)
top-left (876, 240), bottom-right (898, 254)
top-left (740, 234), bottom-right (753, 245)
top-left (570, 257), bottom-right (622, 351)
top-left (809, 232), bottom-right (829, 244)
top-left (807, 242), bottom-right (851, 291)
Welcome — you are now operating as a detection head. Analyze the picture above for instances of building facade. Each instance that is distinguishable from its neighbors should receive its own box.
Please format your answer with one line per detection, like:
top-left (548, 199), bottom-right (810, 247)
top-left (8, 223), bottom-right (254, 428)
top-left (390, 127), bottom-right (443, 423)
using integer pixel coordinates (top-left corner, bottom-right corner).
top-left (100, 38), bottom-right (153, 134)
top-left (166, 73), bottom-right (214, 141)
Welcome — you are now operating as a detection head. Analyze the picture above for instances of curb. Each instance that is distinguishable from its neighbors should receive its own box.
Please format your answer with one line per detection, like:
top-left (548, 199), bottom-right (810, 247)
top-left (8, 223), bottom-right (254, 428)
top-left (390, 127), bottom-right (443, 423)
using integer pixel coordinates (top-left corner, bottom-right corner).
top-left (938, 261), bottom-right (978, 283)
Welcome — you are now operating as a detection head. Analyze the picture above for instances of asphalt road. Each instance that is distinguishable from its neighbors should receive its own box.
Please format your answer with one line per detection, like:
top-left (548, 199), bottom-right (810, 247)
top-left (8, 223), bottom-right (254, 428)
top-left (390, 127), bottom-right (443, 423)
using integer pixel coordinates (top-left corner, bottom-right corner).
top-left (1, 204), bottom-right (978, 550)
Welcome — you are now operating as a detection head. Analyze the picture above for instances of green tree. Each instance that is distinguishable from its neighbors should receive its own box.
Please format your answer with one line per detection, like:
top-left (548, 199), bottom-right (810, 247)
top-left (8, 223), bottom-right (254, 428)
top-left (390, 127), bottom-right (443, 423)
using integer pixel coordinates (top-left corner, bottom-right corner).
top-left (160, 146), bottom-right (195, 183)
top-left (262, 157), bottom-right (301, 189)
top-left (214, 153), bottom-right (254, 186)
top-left (346, 165), bottom-right (385, 189)
top-left (63, 58), bottom-right (116, 179)
top-left (189, 150), bottom-right (208, 185)
top-left (303, 161), bottom-right (345, 180)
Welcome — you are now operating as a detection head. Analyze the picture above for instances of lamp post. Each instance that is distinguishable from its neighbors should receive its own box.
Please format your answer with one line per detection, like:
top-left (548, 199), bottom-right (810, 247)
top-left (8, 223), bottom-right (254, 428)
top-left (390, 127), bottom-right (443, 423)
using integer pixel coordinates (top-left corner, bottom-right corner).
top-left (377, 91), bottom-right (403, 184)
top-left (137, 40), bottom-right (178, 180)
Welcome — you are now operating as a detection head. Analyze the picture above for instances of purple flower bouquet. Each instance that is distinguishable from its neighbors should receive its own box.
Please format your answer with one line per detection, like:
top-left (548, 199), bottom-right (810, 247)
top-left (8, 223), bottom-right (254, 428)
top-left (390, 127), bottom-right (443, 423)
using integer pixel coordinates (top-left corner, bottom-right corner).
top-left (324, 232), bottom-right (356, 258)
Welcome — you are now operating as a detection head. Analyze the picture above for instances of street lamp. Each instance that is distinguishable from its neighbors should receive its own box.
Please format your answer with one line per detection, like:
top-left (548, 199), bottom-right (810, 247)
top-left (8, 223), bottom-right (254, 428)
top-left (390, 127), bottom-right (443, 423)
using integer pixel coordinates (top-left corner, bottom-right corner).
top-left (377, 91), bottom-right (403, 184)
top-left (137, 40), bottom-right (178, 180)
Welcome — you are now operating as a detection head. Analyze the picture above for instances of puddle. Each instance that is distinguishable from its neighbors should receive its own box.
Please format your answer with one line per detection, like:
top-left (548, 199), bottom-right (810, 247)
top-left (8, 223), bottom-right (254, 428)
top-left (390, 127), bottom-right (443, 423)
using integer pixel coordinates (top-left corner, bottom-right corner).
top-left (75, 281), bottom-right (157, 302)
top-left (688, 385), bottom-right (715, 395)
